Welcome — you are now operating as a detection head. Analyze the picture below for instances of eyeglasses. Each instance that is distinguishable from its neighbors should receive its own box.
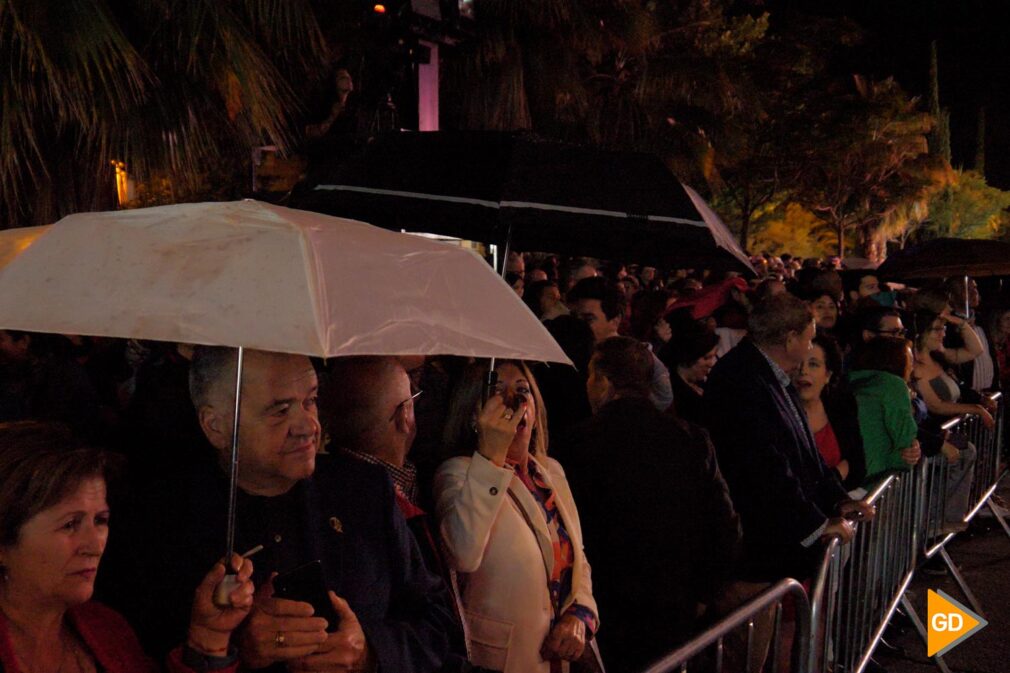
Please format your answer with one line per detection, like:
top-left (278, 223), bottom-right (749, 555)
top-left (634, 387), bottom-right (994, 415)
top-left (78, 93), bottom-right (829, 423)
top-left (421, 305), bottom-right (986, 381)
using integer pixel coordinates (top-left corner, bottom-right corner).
top-left (874, 328), bottom-right (907, 337)
top-left (388, 389), bottom-right (423, 422)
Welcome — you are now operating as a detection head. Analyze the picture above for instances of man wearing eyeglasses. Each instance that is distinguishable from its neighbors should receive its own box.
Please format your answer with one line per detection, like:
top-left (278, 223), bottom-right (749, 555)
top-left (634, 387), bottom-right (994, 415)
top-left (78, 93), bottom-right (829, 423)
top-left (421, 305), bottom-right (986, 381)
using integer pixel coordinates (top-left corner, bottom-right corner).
top-left (858, 306), bottom-right (906, 343)
top-left (323, 356), bottom-right (470, 671)
top-left (324, 356), bottom-right (423, 506)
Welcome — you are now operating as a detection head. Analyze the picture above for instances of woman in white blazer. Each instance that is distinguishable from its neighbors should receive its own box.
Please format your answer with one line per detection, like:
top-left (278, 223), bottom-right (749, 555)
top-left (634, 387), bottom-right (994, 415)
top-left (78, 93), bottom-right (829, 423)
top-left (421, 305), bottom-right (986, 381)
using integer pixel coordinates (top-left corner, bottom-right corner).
top-left (435, 360), bottom-right (599, 673)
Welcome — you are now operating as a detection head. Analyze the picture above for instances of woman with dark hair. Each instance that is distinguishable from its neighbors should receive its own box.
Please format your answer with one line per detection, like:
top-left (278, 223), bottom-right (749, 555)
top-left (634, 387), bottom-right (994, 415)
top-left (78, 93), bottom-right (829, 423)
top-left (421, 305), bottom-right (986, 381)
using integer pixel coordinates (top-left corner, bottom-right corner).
top-left (434, 361), bottom-right (599, 673)
top-left (806, 291), bottom-right (840, 334)
top-left (911, 310), bottom-right (993, 426)
top-left (911, 310), bottom-right (990, 531)
top-left (660, 323), bottom-right (720, 426)
top-left (0, 421), bottom-right (254, 673)
top-left (791, 334), bottom-right (866, 490)
top-left (847, 337), bottom-right (921, 484)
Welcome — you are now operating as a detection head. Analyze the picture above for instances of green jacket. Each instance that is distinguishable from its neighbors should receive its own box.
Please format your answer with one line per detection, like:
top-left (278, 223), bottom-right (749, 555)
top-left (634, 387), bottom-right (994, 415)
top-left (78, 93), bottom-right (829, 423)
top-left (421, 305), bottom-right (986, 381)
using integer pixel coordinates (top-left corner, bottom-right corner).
top-left (847, 369), bottom-right (918, 485)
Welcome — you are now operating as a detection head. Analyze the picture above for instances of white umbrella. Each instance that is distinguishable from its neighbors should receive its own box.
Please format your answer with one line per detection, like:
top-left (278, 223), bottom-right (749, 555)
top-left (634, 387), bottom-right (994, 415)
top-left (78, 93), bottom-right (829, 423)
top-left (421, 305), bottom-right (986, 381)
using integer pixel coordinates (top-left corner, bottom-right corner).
top-left (0, 200), bottom-right (569, 590)
top-left (0, 200), bottom-right (568, 363)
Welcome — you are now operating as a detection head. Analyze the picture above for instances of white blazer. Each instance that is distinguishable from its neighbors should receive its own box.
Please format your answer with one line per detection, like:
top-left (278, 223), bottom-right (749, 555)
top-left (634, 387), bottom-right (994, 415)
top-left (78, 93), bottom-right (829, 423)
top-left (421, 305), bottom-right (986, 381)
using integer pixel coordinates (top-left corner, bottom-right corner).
top-left (434, 452), bottom-right (598, 673)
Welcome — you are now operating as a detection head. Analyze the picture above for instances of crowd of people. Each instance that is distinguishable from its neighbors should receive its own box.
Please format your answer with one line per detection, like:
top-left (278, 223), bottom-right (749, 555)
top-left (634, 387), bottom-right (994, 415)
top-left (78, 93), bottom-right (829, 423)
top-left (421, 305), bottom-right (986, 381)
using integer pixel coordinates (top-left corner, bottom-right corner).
top-left (0, 248), bottom-right (1007, 673)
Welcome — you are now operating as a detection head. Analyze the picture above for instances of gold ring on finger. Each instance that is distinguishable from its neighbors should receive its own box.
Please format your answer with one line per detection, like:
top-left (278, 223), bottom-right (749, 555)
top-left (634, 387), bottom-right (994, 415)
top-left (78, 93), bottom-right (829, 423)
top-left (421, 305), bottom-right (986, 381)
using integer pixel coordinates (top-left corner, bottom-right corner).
top-left (275, 631), bottom-right (286, 647)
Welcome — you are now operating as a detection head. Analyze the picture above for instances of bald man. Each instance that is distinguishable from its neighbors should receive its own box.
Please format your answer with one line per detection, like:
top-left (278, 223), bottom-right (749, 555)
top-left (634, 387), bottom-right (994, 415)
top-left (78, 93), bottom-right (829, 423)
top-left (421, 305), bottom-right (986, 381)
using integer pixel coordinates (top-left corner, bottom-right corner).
top-left (323, 356), bottom-right (469, 670)
top-left (324, 357), bottom-right (420, 504)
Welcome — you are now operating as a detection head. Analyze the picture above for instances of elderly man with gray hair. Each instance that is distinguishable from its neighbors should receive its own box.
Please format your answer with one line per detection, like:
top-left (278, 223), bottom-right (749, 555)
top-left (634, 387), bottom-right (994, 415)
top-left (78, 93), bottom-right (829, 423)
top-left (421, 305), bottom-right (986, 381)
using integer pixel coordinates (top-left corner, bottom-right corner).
top-left (99, 347), bottom-right (456, 673)
top-left (703, 293), bottom-right (874, 585)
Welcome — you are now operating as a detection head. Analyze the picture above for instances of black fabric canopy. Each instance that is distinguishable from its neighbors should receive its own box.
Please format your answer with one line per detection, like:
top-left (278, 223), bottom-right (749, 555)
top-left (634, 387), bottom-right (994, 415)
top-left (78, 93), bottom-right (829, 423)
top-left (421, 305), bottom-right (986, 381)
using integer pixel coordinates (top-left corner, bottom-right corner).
top-left (877, 238), bottom-right (1010, 279)
top-left (293, 131), bottom-right (754, 274)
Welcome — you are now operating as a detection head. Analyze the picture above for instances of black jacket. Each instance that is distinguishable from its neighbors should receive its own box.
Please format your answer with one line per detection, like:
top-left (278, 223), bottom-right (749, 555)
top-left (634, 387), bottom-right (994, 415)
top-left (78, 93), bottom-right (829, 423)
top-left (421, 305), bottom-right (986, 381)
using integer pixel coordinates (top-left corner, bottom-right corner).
top-left (703, 339), bottom-right (849, 582)
top-left (824, 389), bottom-right (867, 490)
top-left (560, 396), bottom-right (741, 673)
top-left (98, 451), bottom-right (455, 672)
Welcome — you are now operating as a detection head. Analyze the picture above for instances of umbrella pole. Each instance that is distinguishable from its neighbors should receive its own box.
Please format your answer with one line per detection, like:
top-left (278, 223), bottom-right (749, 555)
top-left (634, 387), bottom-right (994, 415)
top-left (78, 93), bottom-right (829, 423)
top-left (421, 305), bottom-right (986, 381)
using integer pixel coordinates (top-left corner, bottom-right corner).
top-left (214, 346), bottom-right (245, 606)
top-left (226, 346), bottom-right (244, 560)
top-left (964, 275), bottom-right (971, 319)
top-left (487, 224), bottom-right (516, 396)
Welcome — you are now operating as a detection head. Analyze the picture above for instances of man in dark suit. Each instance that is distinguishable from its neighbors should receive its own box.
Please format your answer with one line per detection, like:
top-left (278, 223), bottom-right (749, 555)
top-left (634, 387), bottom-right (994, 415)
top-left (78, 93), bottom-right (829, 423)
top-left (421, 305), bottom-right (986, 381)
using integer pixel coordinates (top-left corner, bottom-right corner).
top-left (560, 336), bottom-right (742, 673)
top-left (703, 293), bottom-right (872, 583)
top-left (99, 347), bottom-right (453, 672)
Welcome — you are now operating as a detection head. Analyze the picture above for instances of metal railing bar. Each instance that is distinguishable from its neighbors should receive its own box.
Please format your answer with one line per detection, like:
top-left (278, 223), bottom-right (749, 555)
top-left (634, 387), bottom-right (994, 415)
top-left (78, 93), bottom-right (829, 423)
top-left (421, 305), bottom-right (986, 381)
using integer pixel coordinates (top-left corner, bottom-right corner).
top-left (853, 569), bottom-right (916, 673)
top-left (900, 593), bottom-right (953, 673)
top-left (639, 579), bottom-right (809, 673)
top-left (939, 547), bottom-right (985, 618)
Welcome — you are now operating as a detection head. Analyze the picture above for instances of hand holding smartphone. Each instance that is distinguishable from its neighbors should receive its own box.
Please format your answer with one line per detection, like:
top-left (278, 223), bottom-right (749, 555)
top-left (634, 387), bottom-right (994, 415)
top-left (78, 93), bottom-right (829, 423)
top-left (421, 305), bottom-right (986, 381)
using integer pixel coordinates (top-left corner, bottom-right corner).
top-left (272, 560), bottom-right (341, 632)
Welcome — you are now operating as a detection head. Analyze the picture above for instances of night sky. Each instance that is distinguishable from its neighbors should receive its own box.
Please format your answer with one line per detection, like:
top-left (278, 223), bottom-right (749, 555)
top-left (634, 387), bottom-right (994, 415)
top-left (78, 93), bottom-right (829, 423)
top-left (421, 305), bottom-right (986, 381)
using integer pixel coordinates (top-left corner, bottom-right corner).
top-left (766, 0), bottom-right (1010, 187)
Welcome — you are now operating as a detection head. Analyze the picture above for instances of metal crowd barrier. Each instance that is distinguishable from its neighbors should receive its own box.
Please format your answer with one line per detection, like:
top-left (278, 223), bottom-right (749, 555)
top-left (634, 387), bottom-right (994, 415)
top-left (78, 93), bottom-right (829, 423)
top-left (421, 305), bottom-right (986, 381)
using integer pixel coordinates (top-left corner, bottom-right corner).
top-left (640, 579), bottom-right (811, 673)
top-left (808, 471), bottom-right (919, 673)
top-left (962, 392), bottom-right (1007, 529)
top-left (900, 391), bottom-right (1008, 673)
top-left (916, 393), bottom-right (1007, 608)
top-left (639, 394), bottom-right (1008, 673)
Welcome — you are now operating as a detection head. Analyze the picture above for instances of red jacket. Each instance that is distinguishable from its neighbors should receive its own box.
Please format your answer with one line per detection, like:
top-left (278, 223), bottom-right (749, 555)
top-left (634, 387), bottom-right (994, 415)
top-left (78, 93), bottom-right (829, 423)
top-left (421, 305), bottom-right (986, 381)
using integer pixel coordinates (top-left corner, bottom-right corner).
top-left (0, 601), bottom-right (236, 673)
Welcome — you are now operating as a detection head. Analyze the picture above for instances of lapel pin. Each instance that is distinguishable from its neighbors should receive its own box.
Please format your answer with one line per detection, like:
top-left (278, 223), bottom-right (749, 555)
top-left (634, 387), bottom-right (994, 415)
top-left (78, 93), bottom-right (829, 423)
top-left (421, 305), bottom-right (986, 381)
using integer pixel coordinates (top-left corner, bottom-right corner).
top-left (329, 516), bottom-right (344, 534)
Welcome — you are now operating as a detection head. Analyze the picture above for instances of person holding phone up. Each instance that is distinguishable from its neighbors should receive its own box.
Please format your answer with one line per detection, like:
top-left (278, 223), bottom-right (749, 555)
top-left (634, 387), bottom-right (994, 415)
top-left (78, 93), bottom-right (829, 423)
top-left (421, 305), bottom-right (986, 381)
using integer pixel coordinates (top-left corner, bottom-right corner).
top-left (435, 360), bottom-right (600, 673)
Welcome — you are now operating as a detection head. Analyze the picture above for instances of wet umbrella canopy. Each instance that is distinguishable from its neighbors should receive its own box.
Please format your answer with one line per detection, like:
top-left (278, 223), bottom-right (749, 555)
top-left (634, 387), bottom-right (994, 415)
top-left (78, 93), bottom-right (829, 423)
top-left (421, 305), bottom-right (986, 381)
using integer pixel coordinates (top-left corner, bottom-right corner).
top-left (0, 200), bottom-right (571, 593)
top-left (877, 238), bottom-right (1010, 280)
top-left (0, 200), bottom-right (570, 362)
top-left (296, 130), bottom-right (755, 275)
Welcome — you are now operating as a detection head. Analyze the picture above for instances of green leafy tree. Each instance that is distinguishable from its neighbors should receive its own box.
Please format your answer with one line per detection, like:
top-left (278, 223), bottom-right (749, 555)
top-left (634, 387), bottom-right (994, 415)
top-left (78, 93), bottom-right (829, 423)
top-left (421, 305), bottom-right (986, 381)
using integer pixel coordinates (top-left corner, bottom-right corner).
top-left (925, 169), bottom-right (1010, 240)
top-left (791, 75), bottom-right (935, 259)
top-left (712, 13), bottom-right (863, 250)
top-left (749, 201), bottom-right (836, 259)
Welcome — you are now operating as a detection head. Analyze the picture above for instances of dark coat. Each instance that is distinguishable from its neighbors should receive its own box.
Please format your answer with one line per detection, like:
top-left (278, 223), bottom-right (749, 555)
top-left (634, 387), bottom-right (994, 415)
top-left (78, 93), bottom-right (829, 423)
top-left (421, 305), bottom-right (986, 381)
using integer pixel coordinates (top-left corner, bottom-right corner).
top-left (560, 396), bottom-right (741, 673)
top-left (703, 339), bottom-right (849, 582)
top-left (669, 372), bottom-right (706, 427)
top-left (824, 389), bottom-right (867, 490)
top-left (98, 451), bottom-right (454, 673)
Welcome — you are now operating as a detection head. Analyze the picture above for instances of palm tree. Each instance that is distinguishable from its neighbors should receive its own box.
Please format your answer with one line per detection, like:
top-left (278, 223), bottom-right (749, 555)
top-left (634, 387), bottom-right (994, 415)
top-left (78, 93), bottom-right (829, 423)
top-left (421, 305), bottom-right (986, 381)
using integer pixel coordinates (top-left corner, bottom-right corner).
top-left (1, 0), bottom-right (327, 228)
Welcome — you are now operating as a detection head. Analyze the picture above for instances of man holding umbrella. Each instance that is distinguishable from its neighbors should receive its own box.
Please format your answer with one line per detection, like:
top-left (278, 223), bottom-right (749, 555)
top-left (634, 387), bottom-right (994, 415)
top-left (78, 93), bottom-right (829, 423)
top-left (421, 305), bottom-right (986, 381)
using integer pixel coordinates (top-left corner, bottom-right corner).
top-left (100, 347), bottom-right (456, 672)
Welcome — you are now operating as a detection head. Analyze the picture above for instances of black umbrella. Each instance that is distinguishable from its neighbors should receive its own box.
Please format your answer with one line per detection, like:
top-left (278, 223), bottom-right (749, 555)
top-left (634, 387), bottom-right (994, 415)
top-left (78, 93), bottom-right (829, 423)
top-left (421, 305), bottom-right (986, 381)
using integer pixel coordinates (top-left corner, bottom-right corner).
top-left (877, 237), bottom-right (1010, 315)
top-left (293, 130), bottom-right (755, 275)
top-left (877, 238), bottom-right (1010, 280)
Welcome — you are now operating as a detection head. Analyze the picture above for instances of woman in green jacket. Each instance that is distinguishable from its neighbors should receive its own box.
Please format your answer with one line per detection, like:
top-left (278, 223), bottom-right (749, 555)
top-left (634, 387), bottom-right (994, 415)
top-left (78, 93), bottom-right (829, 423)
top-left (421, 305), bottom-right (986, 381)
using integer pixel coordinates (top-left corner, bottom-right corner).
top-left (847, 337), bottom-right (921, 485)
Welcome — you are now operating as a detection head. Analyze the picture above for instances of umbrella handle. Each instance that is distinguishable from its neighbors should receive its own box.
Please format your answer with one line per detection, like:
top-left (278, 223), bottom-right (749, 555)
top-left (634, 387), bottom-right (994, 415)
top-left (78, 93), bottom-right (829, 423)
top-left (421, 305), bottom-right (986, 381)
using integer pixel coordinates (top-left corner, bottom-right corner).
top-left (212, 573), bottom-right (241, 608)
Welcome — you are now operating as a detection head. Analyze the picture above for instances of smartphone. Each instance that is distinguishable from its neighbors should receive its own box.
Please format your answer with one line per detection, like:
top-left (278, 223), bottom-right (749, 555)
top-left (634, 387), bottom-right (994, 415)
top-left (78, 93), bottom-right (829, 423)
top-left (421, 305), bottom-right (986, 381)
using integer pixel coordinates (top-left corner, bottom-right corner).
top-left (273, 560), bottom-right (341, 631)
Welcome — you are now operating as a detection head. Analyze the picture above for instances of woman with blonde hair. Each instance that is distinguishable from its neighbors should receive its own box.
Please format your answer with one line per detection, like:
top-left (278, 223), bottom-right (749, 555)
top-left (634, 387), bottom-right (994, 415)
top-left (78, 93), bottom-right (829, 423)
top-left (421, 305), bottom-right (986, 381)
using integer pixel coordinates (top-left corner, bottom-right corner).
top-left (435, 360), bottom-right (599, 673)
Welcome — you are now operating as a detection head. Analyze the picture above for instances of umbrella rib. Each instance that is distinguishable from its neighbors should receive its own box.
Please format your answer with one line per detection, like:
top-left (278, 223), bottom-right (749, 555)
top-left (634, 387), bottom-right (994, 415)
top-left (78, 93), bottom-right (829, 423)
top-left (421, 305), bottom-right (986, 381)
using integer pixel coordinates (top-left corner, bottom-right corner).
top-left (298, 228), bottom-right (330, 356)
top-left (499, 201), bottom-right (706, 226)
top-left (314, 184), bottom-right (501, 209)
top-left (314, 185), bottom-right (709, 227)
